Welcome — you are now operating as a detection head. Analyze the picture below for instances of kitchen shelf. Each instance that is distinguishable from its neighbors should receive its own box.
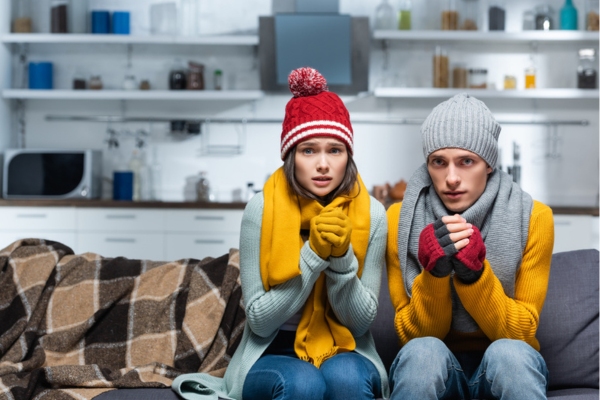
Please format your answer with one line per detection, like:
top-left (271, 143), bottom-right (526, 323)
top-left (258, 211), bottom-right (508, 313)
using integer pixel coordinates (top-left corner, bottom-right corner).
top-left (373, 88), bottom-right (600, 100)
top-left (373, 30), bottom-right (600, 44)
top-left (2, 89), bottom-right (265, 101)
top-left (0, 33), bottom-right (259, 46)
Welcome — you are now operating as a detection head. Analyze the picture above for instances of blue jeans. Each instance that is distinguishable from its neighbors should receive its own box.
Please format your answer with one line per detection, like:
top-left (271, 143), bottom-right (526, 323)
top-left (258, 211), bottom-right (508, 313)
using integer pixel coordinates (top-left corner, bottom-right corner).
top-left (389, 337), bottom-right (548, 400)
top-left (242, 330), bottom-right (382, 400)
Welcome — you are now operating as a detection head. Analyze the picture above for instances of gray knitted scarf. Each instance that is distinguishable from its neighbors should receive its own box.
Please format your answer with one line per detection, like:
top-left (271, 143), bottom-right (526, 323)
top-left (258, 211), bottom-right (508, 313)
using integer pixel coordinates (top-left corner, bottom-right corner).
top-left (398, 164), bottom-right (533, 332)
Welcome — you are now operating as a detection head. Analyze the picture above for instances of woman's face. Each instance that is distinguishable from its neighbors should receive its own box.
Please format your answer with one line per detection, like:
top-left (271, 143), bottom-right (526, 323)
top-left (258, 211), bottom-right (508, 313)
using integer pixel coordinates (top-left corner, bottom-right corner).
top-left (294, 137), bottom-right (348, 198)
top-left (427, 148), bottom-right (493, 213)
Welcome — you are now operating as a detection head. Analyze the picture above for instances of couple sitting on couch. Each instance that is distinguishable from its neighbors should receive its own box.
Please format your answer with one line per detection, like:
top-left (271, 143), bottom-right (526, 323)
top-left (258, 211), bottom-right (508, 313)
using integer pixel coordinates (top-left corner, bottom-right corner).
top-left (172, 67), bottom-right (554, 400)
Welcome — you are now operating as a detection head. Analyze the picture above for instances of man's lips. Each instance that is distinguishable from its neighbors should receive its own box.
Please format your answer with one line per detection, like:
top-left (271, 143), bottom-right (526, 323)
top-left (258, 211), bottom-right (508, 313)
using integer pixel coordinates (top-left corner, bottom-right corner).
top-left (444, 191), bottom-right (465, 199)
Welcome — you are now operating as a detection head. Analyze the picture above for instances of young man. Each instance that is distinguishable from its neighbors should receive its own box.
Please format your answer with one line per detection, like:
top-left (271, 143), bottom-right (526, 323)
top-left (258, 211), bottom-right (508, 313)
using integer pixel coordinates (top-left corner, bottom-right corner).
top-left (386, 93), bottom-right (554, 400)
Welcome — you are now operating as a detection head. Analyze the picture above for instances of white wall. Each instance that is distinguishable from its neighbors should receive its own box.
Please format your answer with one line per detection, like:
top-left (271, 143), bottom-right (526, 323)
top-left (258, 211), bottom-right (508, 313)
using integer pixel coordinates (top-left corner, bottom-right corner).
top-left (3, 0), bottom-right (599, 206)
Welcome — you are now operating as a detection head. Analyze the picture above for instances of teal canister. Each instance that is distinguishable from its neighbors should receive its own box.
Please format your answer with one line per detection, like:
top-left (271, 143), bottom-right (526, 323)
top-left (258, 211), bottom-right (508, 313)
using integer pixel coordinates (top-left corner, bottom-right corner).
top-left (560, 0), bottom-right (579, 29)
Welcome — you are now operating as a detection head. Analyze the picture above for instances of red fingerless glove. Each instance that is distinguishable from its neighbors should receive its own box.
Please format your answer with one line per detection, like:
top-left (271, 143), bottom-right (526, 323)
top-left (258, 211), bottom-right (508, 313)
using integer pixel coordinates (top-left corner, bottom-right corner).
top-left (418, 218), bottom-right (456, 278)
top-left (453, 225), bottom-right (486, 284)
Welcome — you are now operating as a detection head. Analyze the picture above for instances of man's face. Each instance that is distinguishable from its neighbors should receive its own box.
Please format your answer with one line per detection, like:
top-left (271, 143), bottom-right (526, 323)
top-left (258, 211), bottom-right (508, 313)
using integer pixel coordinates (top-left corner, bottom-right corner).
top-left (427, 148), bottom-right (493, 213)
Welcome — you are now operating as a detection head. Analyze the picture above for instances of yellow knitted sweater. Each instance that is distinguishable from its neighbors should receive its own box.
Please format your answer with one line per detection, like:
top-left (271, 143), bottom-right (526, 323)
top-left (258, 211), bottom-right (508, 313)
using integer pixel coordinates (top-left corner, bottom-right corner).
top-left (386, 200), bottom-right (554, 352)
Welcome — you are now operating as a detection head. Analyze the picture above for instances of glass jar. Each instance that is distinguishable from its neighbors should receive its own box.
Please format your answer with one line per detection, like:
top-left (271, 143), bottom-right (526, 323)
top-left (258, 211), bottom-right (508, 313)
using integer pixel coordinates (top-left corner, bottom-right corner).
top-left (468, 68), bottom-right (487, 88)
top-left (169, 61), bottom-right (187, 90)
top-left (441, 0), bottom-right (459, 30)
top-left (525, 66), bottom-right (536, 89)
top-left (122, 74), bottom-right (137, 90)
top-left (13, 0), bottom-right (32, 33)
top-left (88, 75), bottom-right (103, 90)
top-left (577, 48), bottom-right (598, 89)
top-left (586, 0), bottom-right (600, 30)
top-left (374, 0), bottom-right (396, 30)
top-left (488, 0), bottom-right (506, 30)
top-left (51, 0), bottom-right (69, 33)
top-left (196, 171), bottom-right (211, 202)
top-left (460, 0), bottom-right (479, 30)
top-left (433, 46), bottom-right (449, 88)
top-left (452, 63), bottom-right (468, 88)
top-left (398, 0), bottom-right (412, 30)
top-left (139, 79), bottom-right (151, 90)
top-left (504, 75), bottom-right (517, 89)
top-left (523, 9), bottom-right (535, 30)
top-left (187, 62), bottom-right (205, 90)
top-left (535, 5), bottom-right (555, 30)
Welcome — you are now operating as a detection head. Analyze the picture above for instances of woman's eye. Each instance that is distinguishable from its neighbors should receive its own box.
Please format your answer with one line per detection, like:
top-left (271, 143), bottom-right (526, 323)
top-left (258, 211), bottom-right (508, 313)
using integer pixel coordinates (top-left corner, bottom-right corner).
top-left (330, 148), bottom-right (341, 154)
top-left (300, 148), bottom-right (313, 155)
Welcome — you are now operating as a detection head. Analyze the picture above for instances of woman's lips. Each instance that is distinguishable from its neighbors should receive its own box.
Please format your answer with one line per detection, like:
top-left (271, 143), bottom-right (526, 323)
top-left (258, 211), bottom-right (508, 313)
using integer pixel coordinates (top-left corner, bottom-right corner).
top-left (313, 177), bottom-right (332, 187)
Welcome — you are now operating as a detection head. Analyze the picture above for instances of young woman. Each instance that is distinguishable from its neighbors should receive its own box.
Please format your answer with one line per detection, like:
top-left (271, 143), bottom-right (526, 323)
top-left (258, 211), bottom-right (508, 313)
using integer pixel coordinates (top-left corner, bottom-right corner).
top-left (172, 67), bottom-right (389, 400)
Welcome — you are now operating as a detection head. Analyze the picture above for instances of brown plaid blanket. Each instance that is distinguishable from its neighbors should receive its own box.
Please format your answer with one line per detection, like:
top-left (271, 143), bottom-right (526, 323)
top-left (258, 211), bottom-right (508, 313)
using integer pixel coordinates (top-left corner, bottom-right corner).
top-left (0, 238), bottom-right (245, 400)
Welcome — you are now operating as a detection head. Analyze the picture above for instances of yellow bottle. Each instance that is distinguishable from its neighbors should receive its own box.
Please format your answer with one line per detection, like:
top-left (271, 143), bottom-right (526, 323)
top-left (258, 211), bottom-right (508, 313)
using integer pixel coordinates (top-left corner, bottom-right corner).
top-left (525, 66), bottom-right (536, 89)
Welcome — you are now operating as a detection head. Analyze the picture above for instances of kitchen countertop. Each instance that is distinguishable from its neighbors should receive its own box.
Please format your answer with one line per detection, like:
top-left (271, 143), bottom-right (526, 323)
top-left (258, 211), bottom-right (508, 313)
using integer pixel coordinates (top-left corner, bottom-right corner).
top-left (0, 200), bottom-right (597, 216)
top-left (0, 199), bottom-right (247, 210)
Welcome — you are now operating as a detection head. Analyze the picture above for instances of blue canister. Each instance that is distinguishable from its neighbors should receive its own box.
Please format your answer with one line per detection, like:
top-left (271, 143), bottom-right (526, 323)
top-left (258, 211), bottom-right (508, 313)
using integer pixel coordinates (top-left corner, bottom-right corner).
top-left (28, 62), bottom-right (53, 89)
top-left (112, 11), bottom-right (130, 34)
top-left (113, 171), bottom-right (134, 201)
top-left (91, 10), bottom-right (110, 34)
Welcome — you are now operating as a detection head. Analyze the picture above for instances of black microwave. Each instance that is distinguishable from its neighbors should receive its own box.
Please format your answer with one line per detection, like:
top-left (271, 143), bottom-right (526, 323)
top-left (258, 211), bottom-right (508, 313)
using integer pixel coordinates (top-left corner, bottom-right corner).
top-left (2, 149), bottom-right (102, 199)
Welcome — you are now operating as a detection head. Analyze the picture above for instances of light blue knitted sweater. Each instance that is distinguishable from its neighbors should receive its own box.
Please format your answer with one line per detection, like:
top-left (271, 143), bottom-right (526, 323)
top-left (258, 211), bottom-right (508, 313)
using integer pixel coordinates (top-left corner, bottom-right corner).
top-left (172, 192), bottom-right (390, 400)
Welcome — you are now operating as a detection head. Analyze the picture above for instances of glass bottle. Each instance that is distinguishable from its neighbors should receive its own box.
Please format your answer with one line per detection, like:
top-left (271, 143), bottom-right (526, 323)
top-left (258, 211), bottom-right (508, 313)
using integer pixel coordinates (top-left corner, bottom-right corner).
top-left (577, 48), bottom-right (598, 89)
top-left (13, 0), bottom-right (32, 33)
top-left (586, 0), bottom-right (599, 30)
top-left (460, 0), bottom-right (479, 30)
top-left (214, 69), bottom-right (223, 90)
top-left (522, 9), bottom-right (535, 30)
top-left (433, 46), bottom-right (449, 88)
top-left (374, 0), bottom-right (397, 30)
top-left (525, 66), bottom-right (536, 89)
top-left (245, 182), bottom-right (255, 202)
top-left (441, 0), bottom-right (459, 30)
top-left (488, 0), bottom-right (506, 31)
top-left (196, 171), bottom-right (211, 202)
top-left (187, 61), bottom-right (205, 90)
top-left (560, 0), bottom-right (579, 30)
top-left (398, 0), bottom-right (412, 30)
top-left (122, 74), bottom-right (137, 90)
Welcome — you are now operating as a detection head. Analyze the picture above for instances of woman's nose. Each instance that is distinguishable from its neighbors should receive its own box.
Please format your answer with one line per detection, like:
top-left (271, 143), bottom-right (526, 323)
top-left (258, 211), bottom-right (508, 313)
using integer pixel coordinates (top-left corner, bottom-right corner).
top-left (316, 153), bottom-right (329, 172)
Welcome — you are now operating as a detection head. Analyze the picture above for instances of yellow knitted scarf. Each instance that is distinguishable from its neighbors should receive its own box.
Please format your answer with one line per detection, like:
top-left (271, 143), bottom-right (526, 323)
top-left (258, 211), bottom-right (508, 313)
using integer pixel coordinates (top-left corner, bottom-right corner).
top-left (260, 167), bottom-right (371, 367)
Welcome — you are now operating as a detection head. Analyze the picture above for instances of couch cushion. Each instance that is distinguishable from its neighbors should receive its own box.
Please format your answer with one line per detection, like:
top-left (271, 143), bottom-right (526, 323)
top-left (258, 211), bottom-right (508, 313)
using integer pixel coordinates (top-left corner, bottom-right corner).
top-left (537, 249), bottom-right (599, 391)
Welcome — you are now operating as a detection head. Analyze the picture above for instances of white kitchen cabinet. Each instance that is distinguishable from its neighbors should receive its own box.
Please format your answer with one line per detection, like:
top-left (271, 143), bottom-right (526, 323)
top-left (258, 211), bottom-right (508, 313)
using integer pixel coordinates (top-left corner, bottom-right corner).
top-left (77, 208), bottom-right (166, 232)
top-left (165, 209), bottom-right (243, 260)
top-left (0, 207), bottom-right (77, 250)
top-left (76, 232), bottom-right (166, 260)
top-left (553, 215), bottom-right (599, 253)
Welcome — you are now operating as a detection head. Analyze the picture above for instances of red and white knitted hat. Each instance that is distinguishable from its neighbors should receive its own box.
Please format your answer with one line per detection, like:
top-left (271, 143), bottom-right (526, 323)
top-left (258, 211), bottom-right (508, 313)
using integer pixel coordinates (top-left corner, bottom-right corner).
top-left (280, 67), bottom-right (353, 160)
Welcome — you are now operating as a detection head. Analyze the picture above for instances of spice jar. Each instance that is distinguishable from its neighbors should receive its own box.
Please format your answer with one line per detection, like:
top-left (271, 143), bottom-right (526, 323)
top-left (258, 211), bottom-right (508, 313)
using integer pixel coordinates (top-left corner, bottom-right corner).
top-left (122, 74), bottom-right (137, 90)
top-left (586, 0), bottom-right (600, 30)
top-left (433, 46), bottom-right (449, 88)
top-left (504, 75), bottom-right (517, 89)
top-left (488, 0), bottom-right (506, 30)
top-left (460, 0), bottom-right (479, 30)
top-left (214, 69), bottom-right (223, 90)
top-left (525, 66), bottom-right (536, 89)
top-left (468, 68), bottom-right (487, 88)
top-left (187, 62), bottom-right (205, 90)
top-left (577, 48), bottom-right (597, 89)
top-left (139, 79), bottom-right (151, 90)
top-left (441, 0), bottom-right (459, 30)
top-left (535, 5), bottom-right (555, 30)
top-left (452, 63), bottom-right (468, 88)
top-left (88, 75), bottom-right (103, 90)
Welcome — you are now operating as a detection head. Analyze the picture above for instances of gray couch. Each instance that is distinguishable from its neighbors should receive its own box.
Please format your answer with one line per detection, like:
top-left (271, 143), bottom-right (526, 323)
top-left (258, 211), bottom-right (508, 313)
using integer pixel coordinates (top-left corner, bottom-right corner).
top-left (97, 249), bottom-right (599, 399)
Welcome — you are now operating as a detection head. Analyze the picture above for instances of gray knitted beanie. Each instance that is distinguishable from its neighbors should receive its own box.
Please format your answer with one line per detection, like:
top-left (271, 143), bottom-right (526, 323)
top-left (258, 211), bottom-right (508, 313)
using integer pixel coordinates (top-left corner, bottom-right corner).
top-left (421, 93), bottom-right (501, 169)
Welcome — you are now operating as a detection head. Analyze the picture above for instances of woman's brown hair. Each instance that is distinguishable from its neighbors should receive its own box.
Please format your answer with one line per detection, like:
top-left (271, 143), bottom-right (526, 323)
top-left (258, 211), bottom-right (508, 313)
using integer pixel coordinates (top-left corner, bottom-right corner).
top-left (283, 146), bottom-right (359, 205)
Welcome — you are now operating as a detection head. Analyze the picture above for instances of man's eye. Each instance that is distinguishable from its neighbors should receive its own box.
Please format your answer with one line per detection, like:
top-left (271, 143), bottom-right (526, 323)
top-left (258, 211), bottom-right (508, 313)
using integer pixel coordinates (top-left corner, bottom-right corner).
top-left (463, 159), bottom-right (474, 165)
